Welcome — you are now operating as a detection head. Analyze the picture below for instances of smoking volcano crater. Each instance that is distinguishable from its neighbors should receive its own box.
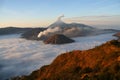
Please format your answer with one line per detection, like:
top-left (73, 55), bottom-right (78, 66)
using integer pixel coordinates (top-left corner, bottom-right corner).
top-left (37, 15), bottom-right (95, 40)
top-left (21, 15), bottom-right (119, 41)
top-left (37, 16), bottom-right (119, 40)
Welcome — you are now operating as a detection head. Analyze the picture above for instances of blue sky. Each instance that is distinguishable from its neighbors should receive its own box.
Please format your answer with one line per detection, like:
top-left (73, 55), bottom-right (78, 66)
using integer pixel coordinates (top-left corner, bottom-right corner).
top-left (0, 0), bottom-right (120, 27)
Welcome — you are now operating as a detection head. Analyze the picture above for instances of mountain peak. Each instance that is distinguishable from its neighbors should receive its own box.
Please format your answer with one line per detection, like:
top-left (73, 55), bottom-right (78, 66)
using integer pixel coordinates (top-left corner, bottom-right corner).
top-left (48, 15), bottom-right (67, 28)
top-left (54, 19), bottom-right (65, 25)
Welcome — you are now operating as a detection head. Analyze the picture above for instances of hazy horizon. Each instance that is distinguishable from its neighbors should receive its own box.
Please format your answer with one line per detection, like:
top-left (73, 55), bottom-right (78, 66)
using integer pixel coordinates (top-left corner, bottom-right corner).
top-left (0, 0), bottom-right (120, 28)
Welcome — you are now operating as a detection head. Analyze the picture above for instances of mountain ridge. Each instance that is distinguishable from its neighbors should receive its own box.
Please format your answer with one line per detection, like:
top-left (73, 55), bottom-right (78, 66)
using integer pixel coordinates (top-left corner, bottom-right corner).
top-left (0, 27), bottom-right (33, 35)
top-left (11, 40), bottom-right (120, 80)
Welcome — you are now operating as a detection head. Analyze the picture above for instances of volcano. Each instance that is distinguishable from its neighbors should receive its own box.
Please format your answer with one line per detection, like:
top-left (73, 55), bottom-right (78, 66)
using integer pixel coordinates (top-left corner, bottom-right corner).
top-left (21, 16), bottom-right (120, 40)
top-left (37, 16), bottom-right (96, 39)
top-left (48, 15), bottom-right (68, 28)
top-left (44, 34), bottom-right (75, 44)
top-left (38, 16), bottom-right (119, 40)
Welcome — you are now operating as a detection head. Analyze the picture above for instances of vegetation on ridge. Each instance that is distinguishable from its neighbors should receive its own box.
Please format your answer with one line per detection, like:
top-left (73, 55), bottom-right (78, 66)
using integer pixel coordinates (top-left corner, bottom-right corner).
top-left (11, 40), bottom-right (120, 80)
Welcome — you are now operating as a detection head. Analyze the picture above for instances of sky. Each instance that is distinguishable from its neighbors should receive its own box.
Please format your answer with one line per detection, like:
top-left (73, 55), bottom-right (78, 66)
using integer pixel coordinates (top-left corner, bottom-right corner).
top-left (0, 0), bottom-right (120, 28)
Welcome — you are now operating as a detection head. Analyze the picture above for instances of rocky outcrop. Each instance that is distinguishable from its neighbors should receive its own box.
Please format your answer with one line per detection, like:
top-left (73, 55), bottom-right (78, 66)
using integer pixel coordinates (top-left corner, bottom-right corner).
top-left (113, 32), bottom-right (120, 42)
top-left (44, 34), bottom-right (75, 44)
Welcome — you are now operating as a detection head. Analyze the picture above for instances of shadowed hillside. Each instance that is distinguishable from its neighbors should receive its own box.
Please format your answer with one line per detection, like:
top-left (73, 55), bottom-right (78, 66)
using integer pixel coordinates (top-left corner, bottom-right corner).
top-left (11, 40), bottom-right (120, 80)
top-left (21, 28), bottom-right (47, 40)
top-left (0, 27), bottom-right (47, 40)
top-left (0, 27), bottom-right (32, 35)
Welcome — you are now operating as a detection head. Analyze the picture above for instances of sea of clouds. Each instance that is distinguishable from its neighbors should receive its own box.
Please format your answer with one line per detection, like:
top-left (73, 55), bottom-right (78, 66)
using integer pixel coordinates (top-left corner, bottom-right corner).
top-left (0, 33), bottom-right (117, 80)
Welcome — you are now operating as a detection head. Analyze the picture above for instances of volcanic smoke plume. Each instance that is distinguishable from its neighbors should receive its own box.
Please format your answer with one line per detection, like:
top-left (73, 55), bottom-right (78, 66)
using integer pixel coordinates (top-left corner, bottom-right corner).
top-left (37, 16), bottom-right (95, 39)
top-left (37, 16), bottom-right (119, 40)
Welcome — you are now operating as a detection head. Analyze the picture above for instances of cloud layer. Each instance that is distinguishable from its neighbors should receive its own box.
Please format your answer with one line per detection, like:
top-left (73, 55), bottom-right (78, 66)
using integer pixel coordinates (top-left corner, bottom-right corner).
top-left (0, 33), bottom-right (116, 80)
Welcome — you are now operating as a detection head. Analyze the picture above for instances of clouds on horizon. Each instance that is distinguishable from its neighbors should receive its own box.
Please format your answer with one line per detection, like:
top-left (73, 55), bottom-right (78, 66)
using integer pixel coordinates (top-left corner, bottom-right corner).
top-left (0, 15), bottom-right (120, 28)
top-left (0, 0), bottom-right (120, 27)
top-left (64, 15), bottom-right (120, 26)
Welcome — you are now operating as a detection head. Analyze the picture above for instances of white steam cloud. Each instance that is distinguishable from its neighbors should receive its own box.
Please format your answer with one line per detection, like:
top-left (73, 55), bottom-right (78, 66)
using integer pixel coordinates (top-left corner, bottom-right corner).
top-left (38, 15), bottom-right (65, 38)
top-left (58, 14), bottom-right (64, 21)
top-left (37, 15), bottom-right (86, 38)
top-left (37, 15), bottom-right (118, 39)
top-left (37, 27), bottom-right (62, 38)
top-left (37, 26), bottom-right (83, 38)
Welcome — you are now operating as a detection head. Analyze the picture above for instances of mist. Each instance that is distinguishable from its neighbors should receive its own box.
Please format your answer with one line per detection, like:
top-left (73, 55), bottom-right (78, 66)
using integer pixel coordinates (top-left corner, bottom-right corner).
top-left (0, 33), bottom-right (116, 80)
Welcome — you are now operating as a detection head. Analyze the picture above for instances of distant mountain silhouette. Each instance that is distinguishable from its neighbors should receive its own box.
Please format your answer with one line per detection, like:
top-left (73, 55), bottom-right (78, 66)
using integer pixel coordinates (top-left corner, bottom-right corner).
top-left (37, 19), bottom-right (120, 40)
top-left (20, 17), bottom-right (120, 40)
top-left (48, 18), bottom-right (67, 28)
top-left (12, 40), bottom-right (120, 80)
top-left (48, 15), bottom-right (94, 30)
top-left (0, 27), bottom-right (32, 35)
top-left (44, 34), bottom-right (75, 44)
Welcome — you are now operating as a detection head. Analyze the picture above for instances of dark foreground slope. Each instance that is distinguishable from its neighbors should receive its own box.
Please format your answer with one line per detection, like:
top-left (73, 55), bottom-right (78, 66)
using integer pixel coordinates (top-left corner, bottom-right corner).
top-left (12, 40), bottom-right (120, 80)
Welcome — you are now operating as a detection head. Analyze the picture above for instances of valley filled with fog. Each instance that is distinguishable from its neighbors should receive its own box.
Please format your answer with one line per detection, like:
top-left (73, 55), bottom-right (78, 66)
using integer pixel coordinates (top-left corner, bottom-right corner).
top-left (0, 33), bottom-right (117, 80)
top-left (0, 0), bottom-right (120, 79)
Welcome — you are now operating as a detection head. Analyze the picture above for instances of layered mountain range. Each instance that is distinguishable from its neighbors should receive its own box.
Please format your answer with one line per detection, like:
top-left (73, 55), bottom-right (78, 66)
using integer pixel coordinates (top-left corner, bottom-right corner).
top-left (23, 18), bottom-right (120, 40)
top-left (1, 18), bottom-right (119, 41)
